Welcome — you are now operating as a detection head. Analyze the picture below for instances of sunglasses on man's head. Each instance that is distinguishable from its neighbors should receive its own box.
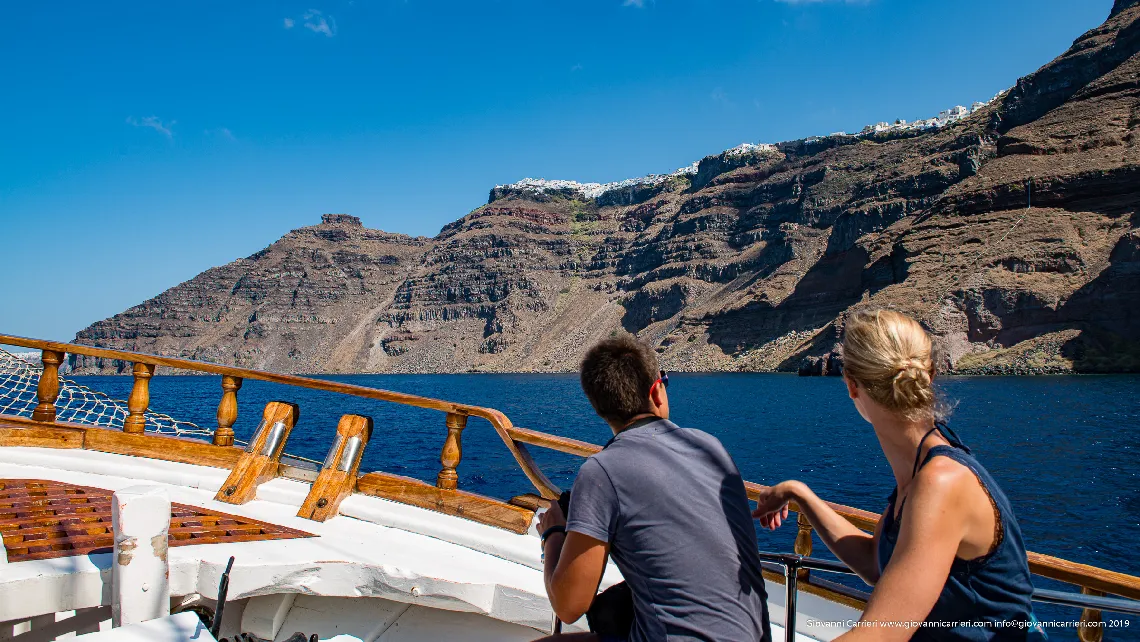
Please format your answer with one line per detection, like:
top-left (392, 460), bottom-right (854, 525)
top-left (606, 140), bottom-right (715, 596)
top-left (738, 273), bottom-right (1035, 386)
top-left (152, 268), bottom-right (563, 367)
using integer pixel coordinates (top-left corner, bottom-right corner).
top-left (652, 370), bottom-right (669, 391)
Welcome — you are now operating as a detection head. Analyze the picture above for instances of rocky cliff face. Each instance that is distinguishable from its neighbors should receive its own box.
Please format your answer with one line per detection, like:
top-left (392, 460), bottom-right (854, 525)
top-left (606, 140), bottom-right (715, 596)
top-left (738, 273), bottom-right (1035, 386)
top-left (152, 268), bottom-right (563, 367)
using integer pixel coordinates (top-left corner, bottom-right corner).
top-left (74, 3), bottom-right (1140, 375)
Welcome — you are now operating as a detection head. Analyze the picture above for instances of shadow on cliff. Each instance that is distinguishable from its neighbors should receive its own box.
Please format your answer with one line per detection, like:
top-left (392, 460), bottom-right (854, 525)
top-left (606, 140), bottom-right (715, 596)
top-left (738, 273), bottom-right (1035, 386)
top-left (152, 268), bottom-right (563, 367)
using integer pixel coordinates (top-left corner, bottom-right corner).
top-left (1058, 222), bottom-right (1140, 372)
top-left (704, 244), bottom-right (892, 358)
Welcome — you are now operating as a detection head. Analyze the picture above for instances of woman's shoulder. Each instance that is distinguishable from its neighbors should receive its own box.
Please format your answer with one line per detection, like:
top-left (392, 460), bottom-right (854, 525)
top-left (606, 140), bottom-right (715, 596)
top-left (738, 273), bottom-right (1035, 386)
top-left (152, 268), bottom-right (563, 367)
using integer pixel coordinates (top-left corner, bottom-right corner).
top-left (910, 454), bottom-right (984, 508)
top-left (908, 451), bottom-right (997, 536)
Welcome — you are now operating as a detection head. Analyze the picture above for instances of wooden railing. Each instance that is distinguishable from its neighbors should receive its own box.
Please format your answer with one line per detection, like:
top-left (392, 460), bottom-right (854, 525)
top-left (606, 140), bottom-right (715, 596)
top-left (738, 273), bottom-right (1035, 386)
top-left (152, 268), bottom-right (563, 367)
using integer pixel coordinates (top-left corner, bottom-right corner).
top-left (0, 334), bottom-right (561, 500)
top-left (0, 334), bottom-right (1136, 641)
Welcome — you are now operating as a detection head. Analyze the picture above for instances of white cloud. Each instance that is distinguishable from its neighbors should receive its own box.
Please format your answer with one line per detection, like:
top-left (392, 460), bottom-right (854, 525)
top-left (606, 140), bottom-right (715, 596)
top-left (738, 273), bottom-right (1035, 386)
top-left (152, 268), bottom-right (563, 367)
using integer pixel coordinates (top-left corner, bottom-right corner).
top-left (283, 17), bottom-right (295, 28)
top-left (711, 87), bottom-right (735, 108)
top-left (127, 116), bottom-right (174, 139)
top-left (623, 0), bottom-right (645, 7)
top-left (303, 9), bottom-right (337, 37)
top-left (206, 127), bottom-right (235, 140)
top-left (775, 0), bottom-right (870, 4)
top-left (570, 63), bottom-right (583, 72)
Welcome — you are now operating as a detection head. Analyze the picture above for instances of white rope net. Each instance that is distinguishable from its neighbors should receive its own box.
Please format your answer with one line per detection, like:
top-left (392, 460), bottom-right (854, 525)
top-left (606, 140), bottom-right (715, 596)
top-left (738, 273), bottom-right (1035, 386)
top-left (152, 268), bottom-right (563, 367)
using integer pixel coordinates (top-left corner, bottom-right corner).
top-left (0, 347), bottom-right (212, 439)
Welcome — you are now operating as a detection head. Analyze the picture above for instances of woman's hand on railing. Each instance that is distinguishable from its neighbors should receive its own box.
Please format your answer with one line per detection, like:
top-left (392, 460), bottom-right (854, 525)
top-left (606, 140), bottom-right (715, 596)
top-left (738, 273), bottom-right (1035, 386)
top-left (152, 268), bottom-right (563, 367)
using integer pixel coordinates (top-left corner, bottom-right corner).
top-left (753, 482), bottom-right (793, 531)
top-left (760, 480), bottom-right (882, 586)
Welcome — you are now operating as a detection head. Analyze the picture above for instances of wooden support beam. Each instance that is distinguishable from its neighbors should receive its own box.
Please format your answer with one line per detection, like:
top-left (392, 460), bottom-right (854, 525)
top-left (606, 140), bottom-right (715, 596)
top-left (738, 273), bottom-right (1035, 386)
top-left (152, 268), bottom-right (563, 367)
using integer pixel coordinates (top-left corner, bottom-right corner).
top-left (84, 428), bottom-right (243, 469)
top-left (0, 414), bottom-right (242, 466)
top-left (32, 350), bottom-right (65, 423)
top-left (123, 363), bottom-right (155, 434)
top-left (356, 471), bottom-right (534, 534)
top-left (508, 493), bottom-right (550, 511)
top-left (0, 419), bottom-right (85, 449)
top-left (214, 375), bottom-right (242, 447)
top-left (297, 415), bottom-right (372, 522)
top-left (214, 402), bottom-right (298, 505)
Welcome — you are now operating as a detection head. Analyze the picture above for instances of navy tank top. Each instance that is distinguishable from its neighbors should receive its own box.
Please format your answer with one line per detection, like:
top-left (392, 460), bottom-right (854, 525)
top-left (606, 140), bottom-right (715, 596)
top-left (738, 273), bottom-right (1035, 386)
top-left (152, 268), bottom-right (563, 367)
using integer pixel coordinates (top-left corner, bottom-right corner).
top-left (878, 425), bottom-right (1047, 641)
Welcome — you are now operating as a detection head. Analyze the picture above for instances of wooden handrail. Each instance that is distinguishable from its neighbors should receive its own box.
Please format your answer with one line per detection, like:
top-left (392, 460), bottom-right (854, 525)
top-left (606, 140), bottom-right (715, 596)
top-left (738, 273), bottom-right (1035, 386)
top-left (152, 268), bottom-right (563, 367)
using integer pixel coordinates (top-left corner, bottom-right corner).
top-left (3, 333), bottom-right (1139, 608)
top-left (507, 425), bottom-right (602, 458)
top-left (2, 334), bottom-right (506, 416)
top-left (1028, 552), bottom-right (1140, 601)
top-left (0, 333), bottom-right (562, 499)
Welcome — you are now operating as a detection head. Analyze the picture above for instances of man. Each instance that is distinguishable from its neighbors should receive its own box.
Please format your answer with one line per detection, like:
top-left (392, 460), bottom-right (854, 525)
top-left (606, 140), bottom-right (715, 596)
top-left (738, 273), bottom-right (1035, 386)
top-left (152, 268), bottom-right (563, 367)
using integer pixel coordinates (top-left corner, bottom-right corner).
top-left (536, 335), bottom-right (772, 642)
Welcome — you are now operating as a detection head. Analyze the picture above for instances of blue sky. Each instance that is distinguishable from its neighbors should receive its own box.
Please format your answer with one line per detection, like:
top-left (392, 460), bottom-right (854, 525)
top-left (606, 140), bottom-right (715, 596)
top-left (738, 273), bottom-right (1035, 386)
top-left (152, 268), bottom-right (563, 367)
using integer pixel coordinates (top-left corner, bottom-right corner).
top-left (0, 0), bottom-right (1113, 342)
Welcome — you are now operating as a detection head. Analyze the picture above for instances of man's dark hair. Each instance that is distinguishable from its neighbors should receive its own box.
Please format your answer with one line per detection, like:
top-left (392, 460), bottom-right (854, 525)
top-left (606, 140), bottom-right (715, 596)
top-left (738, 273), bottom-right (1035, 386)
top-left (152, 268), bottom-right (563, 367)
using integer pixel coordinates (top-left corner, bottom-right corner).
top-left (580, 334), bottom-right (659, 425)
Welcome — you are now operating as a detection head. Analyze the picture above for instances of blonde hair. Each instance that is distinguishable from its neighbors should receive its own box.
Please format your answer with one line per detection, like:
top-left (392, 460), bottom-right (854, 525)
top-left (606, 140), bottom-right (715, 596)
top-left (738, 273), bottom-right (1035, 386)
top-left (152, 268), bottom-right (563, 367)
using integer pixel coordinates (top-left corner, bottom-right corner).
top-left (841, 309), bottom-right (936, 420)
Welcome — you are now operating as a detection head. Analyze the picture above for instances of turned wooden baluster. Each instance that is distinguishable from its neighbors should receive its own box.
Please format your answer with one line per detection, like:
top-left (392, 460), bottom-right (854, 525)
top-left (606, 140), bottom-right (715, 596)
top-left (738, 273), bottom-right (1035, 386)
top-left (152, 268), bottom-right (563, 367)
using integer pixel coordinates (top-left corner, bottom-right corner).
top-left (794, 511), bottom-right (814, 580)
top-left (436, 412), bottom-right (468, 490)
top-left (32, 350), bottom-right (66, 422)
top-left (214, 375), bottom-right (243, 446)
top-left (1078, 587), bottom-right (1104, 642)
top-left (122, 363), bottom-right (156, 434)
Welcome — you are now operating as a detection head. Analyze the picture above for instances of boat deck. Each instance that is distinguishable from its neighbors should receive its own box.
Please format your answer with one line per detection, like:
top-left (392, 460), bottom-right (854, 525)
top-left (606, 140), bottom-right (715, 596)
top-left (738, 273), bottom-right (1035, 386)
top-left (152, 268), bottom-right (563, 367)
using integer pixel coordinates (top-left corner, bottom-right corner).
top-left (0, 445), bottom-right (846, 641)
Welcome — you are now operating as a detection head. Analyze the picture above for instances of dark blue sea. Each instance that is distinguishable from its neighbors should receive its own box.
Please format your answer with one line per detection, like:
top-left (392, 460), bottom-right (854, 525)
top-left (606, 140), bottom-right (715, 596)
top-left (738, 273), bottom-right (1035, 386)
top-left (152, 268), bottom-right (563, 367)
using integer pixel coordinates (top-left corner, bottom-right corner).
top-left (76, 373), bottom-right (1140, 638)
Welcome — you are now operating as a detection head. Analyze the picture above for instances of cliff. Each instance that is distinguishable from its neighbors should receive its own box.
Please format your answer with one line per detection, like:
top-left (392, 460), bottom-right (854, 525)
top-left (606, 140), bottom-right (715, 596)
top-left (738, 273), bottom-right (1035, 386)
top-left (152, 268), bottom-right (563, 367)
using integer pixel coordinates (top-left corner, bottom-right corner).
top-left (74, 3), bottom-right (1140, 375)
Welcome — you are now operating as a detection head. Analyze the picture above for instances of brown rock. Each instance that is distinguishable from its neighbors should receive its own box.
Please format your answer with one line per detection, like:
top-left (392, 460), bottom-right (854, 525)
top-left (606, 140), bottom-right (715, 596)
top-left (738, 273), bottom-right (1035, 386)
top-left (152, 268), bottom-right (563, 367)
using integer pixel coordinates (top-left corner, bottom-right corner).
top-left (74, 4), bottom-right (1140, 375)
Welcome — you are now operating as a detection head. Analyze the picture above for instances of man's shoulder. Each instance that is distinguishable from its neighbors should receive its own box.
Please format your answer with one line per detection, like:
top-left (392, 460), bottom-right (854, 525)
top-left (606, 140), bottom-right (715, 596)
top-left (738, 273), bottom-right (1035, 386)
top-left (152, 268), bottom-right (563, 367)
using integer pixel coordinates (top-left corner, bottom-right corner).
top-left (660, 423), bottom-right (729, 451)
top-left (599, 422), bottom-right (732, 464)
top-left (577, 451), bottom-right (616, 483)
top-left (671, 424), bottom-right (720, 441)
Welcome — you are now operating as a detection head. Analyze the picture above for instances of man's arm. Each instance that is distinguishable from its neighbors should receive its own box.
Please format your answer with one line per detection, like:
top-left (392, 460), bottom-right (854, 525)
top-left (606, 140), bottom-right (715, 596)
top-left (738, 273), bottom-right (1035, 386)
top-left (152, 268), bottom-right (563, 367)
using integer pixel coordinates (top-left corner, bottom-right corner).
top-left (539, 501), bottom-right (610, 624)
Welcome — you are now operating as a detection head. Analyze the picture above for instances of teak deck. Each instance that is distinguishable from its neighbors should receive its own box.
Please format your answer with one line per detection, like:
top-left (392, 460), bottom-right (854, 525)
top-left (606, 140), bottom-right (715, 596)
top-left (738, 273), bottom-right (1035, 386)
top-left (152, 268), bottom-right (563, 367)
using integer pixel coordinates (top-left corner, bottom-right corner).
top-left (0, 479), bottom-right (311, 563)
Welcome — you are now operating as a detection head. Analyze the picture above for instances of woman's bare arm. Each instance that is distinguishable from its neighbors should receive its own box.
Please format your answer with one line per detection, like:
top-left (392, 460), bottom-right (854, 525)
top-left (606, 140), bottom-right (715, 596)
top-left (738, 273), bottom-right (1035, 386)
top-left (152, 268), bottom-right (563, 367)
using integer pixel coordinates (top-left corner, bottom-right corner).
top-left (754, 480), bottom-right (880, 585)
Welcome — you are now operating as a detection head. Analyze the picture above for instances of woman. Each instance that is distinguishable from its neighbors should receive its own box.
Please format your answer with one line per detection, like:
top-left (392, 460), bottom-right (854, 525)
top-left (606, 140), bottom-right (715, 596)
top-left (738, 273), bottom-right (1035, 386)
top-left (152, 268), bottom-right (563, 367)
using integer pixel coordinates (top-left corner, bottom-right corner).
top-left (754, 309), bottom-right (1045, 640)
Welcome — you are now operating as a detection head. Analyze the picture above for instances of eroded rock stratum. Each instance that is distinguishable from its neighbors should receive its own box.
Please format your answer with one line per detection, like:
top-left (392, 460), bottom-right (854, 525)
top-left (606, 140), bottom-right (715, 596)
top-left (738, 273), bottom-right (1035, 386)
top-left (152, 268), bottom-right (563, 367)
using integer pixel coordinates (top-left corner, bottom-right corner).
top-left (75, 4), bottom-right (1140, 375)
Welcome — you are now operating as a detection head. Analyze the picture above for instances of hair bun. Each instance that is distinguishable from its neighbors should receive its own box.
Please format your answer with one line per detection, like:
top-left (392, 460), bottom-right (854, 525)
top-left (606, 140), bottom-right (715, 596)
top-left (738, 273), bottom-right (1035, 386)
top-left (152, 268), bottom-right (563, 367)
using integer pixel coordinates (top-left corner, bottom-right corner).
top-left (842, 309), bottom-right (939, 420)
top-left (891, 358), bottom-right (934, 409)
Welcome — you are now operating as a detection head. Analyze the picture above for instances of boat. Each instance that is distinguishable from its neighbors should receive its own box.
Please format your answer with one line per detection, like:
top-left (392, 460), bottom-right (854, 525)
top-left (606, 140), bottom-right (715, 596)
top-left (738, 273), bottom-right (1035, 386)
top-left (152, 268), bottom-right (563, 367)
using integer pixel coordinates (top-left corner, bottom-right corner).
top-left (0, 333), bottom-right (1137, 642)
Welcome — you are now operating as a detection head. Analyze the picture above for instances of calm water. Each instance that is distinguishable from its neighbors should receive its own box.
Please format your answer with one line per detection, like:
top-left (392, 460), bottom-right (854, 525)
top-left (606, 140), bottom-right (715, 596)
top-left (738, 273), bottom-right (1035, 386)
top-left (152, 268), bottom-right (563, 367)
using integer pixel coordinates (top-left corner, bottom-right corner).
top-left (76, 373), bottom-right (1140, 637)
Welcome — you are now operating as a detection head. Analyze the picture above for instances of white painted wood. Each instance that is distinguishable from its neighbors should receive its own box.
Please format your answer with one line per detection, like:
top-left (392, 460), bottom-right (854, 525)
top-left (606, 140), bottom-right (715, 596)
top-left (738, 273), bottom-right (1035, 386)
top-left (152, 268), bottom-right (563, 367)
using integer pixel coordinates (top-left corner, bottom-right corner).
top-left (0, 447), bottom-right (230, 492)
top-left (375, 605), bottom-right (538, 641)
top-left (242, 594), bottom-right (296, 640)
top-left (0, 451), bottom-right (561, 630)
top-left (111, 486), bottom-right (172, 627)
top-left (272, 595), bottom-right (409, 642)
top-left (71, 611), bottom-right (215, 642)
top-left (0, 606), bottom-right (110, 640)
top-left (209, 596), bottom-right (249, 640)
top-left (0, 553), bottom-right (110, 623)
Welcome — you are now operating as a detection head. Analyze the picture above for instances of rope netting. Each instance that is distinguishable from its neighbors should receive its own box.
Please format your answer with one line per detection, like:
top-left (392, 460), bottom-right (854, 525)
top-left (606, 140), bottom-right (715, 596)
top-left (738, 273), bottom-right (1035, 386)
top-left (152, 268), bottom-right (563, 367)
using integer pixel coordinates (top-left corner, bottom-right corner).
top-left (0, 347), bottom-right (212, 439)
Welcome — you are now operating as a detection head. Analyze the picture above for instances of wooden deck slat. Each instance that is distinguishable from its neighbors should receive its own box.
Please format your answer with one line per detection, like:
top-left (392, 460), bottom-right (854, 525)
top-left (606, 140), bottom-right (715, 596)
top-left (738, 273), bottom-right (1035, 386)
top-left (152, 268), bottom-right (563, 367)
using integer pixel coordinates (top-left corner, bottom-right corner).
top-left (1, 523), bottom-right (110, 541)
top-left (0, 479), bottom-right (312, 562)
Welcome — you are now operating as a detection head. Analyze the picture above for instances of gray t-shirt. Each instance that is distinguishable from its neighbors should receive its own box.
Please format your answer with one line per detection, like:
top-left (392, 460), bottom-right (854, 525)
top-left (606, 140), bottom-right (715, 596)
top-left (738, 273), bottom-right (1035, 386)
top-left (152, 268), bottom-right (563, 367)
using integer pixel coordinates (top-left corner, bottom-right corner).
top-left (566, 419), bottom-right (771, 642)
